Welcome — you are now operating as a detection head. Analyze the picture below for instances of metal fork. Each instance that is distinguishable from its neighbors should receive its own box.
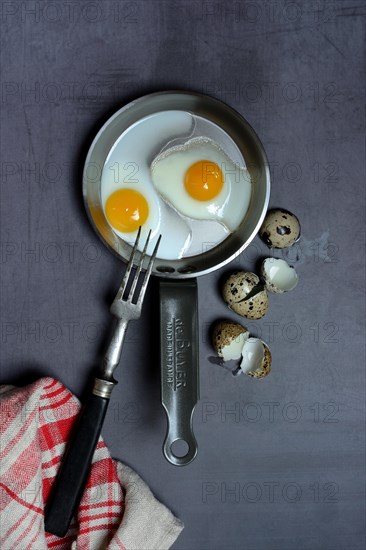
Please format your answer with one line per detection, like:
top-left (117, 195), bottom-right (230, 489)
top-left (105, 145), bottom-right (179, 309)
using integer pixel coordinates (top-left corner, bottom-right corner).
top-left (45, 227), bottom-right (161, 538)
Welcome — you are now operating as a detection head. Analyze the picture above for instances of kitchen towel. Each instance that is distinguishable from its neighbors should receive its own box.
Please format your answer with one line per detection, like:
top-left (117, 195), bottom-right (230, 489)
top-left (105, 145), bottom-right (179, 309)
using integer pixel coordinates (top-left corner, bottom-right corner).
top-left (0, 377), bottom-right (183, 549)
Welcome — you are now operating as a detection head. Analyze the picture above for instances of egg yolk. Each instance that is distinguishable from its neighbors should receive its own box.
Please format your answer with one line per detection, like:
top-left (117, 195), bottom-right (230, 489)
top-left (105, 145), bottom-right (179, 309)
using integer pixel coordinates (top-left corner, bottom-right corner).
top-left (105, 188), bottom-right (149, 232)
top-left (184, 160), bottom-right (224, 201)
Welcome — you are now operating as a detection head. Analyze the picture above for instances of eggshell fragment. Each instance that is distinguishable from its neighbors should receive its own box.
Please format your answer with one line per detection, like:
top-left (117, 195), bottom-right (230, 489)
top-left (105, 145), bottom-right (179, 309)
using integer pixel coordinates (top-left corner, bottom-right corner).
top-left (240, 338), bottom-right (272, 379)
top-left (259, 209), bottom-right (301, 248)
top-left (261, 258), bottom-right (298, 293)
top-left (212, 320), bottom-right (249, 361)
top-left (222, 272), bottom-right (269, 320)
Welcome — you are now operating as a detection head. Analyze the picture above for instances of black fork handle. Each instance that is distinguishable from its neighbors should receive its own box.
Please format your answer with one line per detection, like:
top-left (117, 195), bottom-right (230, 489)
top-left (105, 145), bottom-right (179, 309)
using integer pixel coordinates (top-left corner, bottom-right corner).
top-left (44, 378), bottom-right (115, 538)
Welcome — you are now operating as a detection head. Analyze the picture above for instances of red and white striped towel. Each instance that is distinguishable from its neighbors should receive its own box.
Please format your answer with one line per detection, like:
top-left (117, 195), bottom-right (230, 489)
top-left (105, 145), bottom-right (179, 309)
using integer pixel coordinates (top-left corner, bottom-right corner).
top-left (0, 377), bottom-right (183, 549)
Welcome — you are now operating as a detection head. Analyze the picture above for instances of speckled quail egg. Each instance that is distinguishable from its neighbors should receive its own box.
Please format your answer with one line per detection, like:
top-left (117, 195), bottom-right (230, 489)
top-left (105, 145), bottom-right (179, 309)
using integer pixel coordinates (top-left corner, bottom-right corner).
top-left (222, 272), bottom-right (269, 320)
top-left (240, 338), bottom-right (272, 379)
top-left (261, 258), bottom-right (298, 293)
top-left (211, 320), bottom-right (272, 379)
top-left (259, 209), bottom-right (301, 248)
top-left (212, 320), bottom-right (249, 361)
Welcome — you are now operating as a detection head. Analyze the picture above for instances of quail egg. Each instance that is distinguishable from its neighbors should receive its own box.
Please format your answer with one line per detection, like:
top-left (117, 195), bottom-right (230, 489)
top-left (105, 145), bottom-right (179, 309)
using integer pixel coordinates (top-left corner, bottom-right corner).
top-left (222, 272), bottom-right (269, 320)
top-left (240, 338), bottom-right (272, 379)
top-left (212, 320), bottom-right (249, 361)
top-left (211, 320), bottom-right (272, 379)
top-left (261, 258), bottom-right (298, 293)
top-left (259, 209), bottom-right (301, 248)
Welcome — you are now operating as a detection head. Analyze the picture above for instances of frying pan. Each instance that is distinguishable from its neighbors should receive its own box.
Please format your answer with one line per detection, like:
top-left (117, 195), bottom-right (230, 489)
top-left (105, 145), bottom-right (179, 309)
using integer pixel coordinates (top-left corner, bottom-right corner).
top-left (83, 91), bottom-right (270, 466)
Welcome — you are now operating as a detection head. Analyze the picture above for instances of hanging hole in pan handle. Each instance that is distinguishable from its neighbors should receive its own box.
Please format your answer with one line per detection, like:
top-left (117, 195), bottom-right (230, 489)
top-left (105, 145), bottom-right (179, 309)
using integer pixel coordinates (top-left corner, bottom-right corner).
top-left (163, 430), bottom-right (198, 466)
top-left (171, 439), bottom-right (189, 458)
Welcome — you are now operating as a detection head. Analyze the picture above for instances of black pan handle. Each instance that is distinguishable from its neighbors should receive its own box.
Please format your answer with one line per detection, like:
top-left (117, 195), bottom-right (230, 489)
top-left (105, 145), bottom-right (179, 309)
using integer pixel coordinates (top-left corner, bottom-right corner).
top-left (44, 378), bottom-right (115, 537)
top-left (159, 279), bottom-right (199, 466)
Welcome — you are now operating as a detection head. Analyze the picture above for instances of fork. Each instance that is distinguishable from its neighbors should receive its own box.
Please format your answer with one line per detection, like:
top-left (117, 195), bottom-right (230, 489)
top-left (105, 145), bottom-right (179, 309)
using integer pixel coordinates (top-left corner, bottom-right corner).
top-left (44, 227), bottom-right (161, 538)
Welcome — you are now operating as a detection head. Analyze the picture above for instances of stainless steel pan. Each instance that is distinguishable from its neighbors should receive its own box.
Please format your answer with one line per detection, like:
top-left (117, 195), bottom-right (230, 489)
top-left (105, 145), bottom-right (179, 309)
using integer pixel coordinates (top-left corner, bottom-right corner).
top-left (83, 91), bottom-right (270, 466)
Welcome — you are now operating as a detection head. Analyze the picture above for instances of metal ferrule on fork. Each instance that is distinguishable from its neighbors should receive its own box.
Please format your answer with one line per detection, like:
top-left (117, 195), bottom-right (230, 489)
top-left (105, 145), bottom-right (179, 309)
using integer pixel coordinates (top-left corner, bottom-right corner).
top-left (92, 378), bottom-right (116, 399)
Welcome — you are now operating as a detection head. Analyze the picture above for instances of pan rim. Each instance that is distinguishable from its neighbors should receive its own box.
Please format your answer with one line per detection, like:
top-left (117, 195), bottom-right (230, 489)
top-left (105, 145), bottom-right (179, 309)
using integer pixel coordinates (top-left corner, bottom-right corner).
top-left (82, 90), bottom-right (270, 279)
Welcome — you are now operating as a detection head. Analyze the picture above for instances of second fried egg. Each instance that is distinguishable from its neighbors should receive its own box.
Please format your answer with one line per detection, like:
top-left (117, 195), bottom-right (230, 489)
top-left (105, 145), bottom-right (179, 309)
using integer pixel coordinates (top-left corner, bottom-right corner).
top-left (150, 138), bottom-right (252, 231)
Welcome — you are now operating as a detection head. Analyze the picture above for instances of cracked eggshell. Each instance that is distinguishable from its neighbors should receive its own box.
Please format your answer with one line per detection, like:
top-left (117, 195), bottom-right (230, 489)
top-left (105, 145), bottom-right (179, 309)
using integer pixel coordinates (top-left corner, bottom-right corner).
top-left (261, 258), bottom-right (298, 293)
top-left (222, 271), bottom-right (269, 320)
top-left (259, 209), bottom-right (301, 248)
top-left (212, 320), bottom-right (249, 361)
top-left (240, 338), bottom-right (272, 379)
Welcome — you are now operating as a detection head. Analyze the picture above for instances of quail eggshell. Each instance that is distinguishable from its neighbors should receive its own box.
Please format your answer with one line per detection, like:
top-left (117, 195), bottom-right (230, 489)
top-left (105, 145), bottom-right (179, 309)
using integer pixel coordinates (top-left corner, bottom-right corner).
top-left (222, 272), bottom-right (269, 320)
top-left (212, 320), bottom-right (249, 361)
top-left (259, 209), bottom-right (301, 248)
top-left (240, 338), bottom-right (272, 379)
top-left (261, 257), bottom-right (298, 293)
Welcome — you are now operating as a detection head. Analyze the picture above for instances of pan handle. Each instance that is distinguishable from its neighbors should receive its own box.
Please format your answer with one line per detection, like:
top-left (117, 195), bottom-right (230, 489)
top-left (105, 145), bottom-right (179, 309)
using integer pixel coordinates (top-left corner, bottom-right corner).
top-left (159, 279), bottom-right (199, 466)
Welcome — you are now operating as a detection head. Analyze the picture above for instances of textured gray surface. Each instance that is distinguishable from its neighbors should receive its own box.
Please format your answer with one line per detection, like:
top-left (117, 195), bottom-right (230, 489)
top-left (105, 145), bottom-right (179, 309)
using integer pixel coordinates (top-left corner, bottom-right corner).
top-left (0, 1), bottom-right (365, 549)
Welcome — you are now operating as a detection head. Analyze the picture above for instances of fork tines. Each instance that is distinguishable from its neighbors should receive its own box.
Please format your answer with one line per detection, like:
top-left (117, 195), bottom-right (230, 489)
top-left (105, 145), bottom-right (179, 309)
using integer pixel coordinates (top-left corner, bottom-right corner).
top-left (117, 227), bottom-right (161, 307)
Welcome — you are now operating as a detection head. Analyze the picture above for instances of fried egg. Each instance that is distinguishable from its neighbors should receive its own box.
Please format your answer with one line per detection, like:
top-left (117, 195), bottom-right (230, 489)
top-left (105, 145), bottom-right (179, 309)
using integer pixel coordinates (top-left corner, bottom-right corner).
top-left (101, 111), bottom-right (194, 260)
top-left (150, 138), bottom-right (252, 231)
top-left (102, 173), bottom-right (192, 260)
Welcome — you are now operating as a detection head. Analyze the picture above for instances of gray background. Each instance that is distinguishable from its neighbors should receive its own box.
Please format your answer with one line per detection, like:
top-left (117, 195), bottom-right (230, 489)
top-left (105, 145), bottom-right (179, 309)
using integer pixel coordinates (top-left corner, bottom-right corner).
top-left (0, 1), bottom-right (365, 549)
